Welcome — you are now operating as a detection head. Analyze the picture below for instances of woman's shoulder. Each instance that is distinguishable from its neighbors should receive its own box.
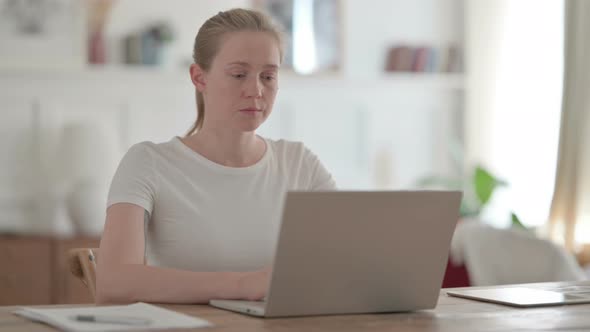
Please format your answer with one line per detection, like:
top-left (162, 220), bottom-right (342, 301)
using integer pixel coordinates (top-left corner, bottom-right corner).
top-left (117, 139), bottom-right (182, 172)
top-left (265, 137), bottom-right (309, 156)
top-left (264, 137), bottom-right (336, 189)
top-left (264, 137), bottom-right (321, 164)
top-left (124, 138), bottom-right (178, 158)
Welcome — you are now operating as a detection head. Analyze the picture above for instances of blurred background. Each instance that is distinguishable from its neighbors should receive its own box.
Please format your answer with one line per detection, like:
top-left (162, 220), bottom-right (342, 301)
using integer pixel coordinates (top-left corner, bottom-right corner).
top-left (2, 0), bottom-right (589, 305)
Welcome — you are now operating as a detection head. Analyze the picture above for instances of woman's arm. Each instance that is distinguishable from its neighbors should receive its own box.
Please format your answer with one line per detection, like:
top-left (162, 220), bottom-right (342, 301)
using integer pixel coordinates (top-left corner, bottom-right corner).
top-left (95, 203), bottom-right (269, 304)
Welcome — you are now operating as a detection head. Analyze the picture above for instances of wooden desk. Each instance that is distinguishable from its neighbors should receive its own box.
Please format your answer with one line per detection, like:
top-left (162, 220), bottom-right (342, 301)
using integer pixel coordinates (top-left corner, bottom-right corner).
top-left (2, 281), bottom-right (590, 331)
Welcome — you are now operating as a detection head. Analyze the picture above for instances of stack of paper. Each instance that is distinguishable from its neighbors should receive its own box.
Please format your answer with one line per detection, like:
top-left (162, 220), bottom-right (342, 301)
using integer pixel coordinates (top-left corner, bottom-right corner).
top-left (14, 302), bottom-right (212, 332)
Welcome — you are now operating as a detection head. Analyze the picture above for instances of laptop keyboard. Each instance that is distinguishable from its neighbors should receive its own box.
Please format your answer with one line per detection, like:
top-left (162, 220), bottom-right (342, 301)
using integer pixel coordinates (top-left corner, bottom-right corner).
top-left (547, 285), bottom-right (590, 298)
top-left (248, 301), bottom-right (266, 309)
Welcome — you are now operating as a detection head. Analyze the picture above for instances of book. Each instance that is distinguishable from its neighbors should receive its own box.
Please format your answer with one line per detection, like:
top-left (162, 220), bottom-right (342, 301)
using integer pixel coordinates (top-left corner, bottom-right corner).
top-left (396, 46), bottom-right (414, 72)
top-left (123, 34), bottom-right (142, 65)
top-left (384, 46), bottom-right (402, 71)
top-left (411, 47), bottom-right (429, 72)
top-left (385, 45), bottom-right (413, 72)
top-left (14, 302), bottom-right (212, 332)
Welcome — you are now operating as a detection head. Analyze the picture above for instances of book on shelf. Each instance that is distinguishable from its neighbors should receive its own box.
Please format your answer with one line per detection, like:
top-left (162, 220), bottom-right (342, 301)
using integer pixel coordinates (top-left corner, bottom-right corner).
top-left (411, 47), bottom-right (429, 72)
top-left (385, 44), bottom-right (463, 74)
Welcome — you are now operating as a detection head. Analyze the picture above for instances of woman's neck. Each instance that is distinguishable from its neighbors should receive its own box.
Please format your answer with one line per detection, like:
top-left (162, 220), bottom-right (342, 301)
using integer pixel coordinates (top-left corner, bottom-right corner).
top-left (181, 128), bottom-right (266, 168)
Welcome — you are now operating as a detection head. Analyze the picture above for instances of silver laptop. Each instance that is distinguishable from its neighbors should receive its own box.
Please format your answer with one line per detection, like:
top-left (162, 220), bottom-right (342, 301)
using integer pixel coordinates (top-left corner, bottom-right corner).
top-left (210, 190), bottom-right (462, 317)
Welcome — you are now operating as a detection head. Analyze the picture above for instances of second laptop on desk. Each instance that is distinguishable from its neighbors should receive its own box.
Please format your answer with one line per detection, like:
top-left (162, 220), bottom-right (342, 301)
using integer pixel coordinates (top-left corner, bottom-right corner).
top-left (210, 190), bottom-right (462, 317)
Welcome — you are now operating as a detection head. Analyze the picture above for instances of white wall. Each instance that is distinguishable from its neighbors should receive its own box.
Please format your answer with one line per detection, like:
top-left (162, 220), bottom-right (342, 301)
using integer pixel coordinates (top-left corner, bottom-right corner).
top-left (344, 0), bottom-right (463, 77)
top-left (0, 0), bottom-right (464, 235)
top-left (105, 0), bottom-right (463, 76)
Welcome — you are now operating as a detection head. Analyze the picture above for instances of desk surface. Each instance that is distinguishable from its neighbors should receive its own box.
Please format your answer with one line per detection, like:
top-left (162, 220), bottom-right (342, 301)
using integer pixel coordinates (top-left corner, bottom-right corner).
top-left (2, 281), bottom-right (590, 332)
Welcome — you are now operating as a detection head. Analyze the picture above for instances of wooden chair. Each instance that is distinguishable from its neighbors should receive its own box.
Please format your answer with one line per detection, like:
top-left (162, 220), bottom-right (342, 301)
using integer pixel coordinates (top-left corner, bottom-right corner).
top-left (68, 248), bottom-right (99, 301)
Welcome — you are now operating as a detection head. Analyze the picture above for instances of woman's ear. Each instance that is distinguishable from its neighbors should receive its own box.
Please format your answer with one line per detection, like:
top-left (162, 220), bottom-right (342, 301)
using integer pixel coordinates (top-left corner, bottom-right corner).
top-left (190, 64), bottom-right (207, 92)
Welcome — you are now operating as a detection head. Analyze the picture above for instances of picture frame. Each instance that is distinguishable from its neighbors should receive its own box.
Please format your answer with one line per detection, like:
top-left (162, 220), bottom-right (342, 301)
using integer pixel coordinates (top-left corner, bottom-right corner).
top-left (253, 0), bottom-right (341, 75)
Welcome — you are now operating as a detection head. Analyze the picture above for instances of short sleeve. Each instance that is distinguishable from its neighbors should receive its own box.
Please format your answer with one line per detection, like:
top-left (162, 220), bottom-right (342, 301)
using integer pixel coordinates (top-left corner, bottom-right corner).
top-left (304, 147), bottom-right (337, 191)
top-left (107, 143), bottom-right (158, 215)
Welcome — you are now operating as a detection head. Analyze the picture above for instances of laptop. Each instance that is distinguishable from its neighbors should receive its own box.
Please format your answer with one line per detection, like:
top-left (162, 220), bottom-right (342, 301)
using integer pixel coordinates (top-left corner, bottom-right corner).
top-left (447, 286), bottom-right (590, 308)
top-left (209, 190), bottom-right (462, 317)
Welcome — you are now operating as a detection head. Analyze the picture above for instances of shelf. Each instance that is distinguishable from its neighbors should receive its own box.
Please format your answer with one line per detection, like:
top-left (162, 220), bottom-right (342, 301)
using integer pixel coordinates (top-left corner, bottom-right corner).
top-left (0, 65), bottom-right (190, 83)
top-left (377, 72), bottom-right (464, 87)
top-left (0, 66), bottom-right (464, 100)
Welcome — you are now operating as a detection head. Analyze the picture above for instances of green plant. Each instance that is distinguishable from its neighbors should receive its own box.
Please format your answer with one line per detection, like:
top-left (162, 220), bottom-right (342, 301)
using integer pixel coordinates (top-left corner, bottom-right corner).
top-left (416, 143), bottom-right (526, 229)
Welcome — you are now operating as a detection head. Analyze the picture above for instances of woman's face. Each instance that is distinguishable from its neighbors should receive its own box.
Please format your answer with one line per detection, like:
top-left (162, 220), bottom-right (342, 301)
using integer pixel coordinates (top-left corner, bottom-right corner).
top-left (193, 31), bottom-right (281, 133)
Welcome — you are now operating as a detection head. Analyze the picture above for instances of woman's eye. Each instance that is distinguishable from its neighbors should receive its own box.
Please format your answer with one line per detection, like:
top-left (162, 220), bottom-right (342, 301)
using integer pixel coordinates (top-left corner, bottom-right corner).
top-left (232, 73), bottom-right (246, 79)
top-left (262, 75), bottom-right (276, 81)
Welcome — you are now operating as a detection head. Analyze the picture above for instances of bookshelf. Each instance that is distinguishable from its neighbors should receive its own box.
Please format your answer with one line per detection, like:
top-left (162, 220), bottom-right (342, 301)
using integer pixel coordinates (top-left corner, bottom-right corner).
top-left (0, 67), bottom-right (464, 103)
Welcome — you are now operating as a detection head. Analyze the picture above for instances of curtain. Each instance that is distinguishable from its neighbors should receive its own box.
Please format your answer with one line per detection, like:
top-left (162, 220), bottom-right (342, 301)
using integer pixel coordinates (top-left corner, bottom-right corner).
top-left (549, 0), bottom-right (590, 250)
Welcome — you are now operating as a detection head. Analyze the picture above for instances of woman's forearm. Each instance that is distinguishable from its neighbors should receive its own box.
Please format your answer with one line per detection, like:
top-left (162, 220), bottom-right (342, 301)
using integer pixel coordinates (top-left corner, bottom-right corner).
top-left (95, 264), bottom-right (242, 304)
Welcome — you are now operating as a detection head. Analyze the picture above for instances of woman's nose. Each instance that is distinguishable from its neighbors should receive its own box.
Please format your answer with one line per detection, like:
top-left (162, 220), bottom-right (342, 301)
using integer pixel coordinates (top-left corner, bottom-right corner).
top-left (244, 77), bottom-right (263, 98)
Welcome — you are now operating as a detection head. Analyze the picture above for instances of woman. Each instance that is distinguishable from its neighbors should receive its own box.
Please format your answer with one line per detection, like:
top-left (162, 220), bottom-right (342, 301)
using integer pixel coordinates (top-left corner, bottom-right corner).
top-left (96, 8), bottom-right (336, 304)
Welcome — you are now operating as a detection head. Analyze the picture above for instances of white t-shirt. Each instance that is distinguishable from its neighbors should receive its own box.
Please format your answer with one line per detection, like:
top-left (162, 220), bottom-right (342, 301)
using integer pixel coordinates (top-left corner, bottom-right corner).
top-left (107, 136), bottom-right (336, 272)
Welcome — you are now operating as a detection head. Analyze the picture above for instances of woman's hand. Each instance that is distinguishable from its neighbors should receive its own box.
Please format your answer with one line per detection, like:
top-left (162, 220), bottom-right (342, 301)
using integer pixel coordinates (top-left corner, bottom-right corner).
top-left (236, 266), bottom-right (272, 301)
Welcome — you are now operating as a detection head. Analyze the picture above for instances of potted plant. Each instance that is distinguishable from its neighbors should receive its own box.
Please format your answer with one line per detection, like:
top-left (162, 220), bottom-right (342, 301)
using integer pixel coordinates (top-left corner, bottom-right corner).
top-left (416, 143), bottom-right (526, 229)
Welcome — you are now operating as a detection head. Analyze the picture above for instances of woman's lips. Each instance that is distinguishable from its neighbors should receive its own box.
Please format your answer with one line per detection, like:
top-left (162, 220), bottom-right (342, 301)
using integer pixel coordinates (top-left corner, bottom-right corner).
top-left (239, 107), bottom-right (262, 113)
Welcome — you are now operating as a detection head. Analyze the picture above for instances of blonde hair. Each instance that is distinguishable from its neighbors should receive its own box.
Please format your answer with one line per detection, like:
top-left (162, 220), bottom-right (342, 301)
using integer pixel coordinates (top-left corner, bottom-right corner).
top-left (186, 8), bottom-right (285, 136)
